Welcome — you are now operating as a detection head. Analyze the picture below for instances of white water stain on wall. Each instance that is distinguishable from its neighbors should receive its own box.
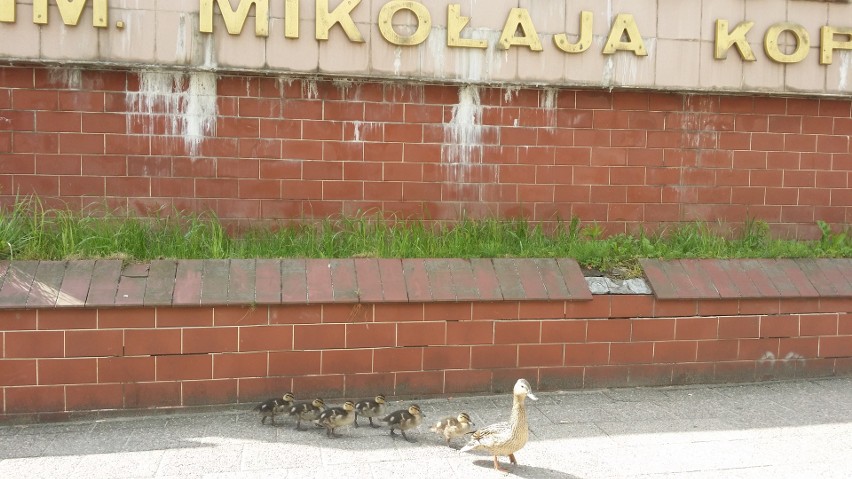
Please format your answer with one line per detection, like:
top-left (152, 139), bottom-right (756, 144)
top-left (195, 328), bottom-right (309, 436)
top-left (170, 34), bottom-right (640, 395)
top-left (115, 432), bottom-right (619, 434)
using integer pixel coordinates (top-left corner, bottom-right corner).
top-left (48, 67), bottom-right (82, 89)
top-left (127, 71), bottom-right (218, 156)
top-left (839, 51), bottom-right (851, 91)
top-left (541, 88), bottom-right (558, 128)
top-left (302, 79), bottom-right (319, 99)
top-left (443, 85), bottom-right (484, 185)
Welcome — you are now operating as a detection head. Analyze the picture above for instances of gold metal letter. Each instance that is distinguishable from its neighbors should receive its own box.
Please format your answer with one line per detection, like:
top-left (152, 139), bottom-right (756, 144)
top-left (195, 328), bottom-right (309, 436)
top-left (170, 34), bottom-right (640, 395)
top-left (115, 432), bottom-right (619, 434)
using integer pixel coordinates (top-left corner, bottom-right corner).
top-left (821, 26), bottom-right (852, 65)
top-left (603, 13), bottom-right (646, 56)
top-left (285, 0), bottom-right (299, 38)
top-left (715, 19), bottom-right (755, 61)
top-left (0, 0), bottom-right (14, 23)
top-left (554, 11), bottom-right (593, 54)
top-left (34, 0), bottom-right (108, 28)
top-left (447, 4), bottom-right (486, 49)
top-left (764, 23), bottom-right (809, 64)
top-left (316, 0), bottom-right (364, 42)
top-left (200, 0), bottom-right (269, 36)
top-left (379, 1), bottom-right (431, 46)
top-left (498, 8), bottom-right (543, 51)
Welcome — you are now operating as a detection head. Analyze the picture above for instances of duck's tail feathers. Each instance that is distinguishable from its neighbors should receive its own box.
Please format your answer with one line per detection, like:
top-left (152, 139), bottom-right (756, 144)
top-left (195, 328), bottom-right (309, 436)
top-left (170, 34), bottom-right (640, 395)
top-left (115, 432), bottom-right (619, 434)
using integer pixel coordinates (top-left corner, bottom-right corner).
top-left (459, 441), bottom-right (477, 453)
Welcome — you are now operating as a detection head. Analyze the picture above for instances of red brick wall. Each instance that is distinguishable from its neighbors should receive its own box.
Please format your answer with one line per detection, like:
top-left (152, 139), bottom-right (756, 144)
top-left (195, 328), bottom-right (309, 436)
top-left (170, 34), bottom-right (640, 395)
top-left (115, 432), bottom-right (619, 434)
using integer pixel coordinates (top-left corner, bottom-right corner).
top-left (1, 66), bottom-right (850, 238)
top-left (1, 297), bottom-right (850, 420)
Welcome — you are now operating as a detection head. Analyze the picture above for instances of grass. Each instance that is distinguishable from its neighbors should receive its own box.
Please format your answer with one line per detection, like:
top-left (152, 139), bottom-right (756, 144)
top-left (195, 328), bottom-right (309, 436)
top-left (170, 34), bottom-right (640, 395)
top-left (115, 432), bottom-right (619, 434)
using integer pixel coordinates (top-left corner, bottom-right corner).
top-left (1, 197), bottom-right (850, 277)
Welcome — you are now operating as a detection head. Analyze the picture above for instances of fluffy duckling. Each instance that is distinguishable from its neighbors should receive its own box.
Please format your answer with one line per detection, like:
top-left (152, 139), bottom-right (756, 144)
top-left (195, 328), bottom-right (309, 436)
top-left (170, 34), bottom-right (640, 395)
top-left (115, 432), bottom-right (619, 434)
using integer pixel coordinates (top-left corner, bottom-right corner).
top-left (354, 394), bottom-right (386, 428)
top-left (460, 379), bottom-right (538, 472)
top-left (253, 392), bottom-right (295, 426)
top-left (430, 412), bottom-right (475, 447)
top-left (315, 400), bottom-right (356, 438)
top-left (381, 404), bottom-right (425, 443)
top-left (288, 398), bottom-right (326, 431)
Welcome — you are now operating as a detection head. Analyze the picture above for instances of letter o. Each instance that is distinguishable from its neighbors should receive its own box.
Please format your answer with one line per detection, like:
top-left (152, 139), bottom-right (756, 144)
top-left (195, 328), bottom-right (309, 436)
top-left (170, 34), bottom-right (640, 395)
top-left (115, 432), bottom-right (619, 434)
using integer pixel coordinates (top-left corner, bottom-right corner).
top-left (764, 22), bottom-right (810, 63)
top-left (378, 1), bottom-right (431, 46)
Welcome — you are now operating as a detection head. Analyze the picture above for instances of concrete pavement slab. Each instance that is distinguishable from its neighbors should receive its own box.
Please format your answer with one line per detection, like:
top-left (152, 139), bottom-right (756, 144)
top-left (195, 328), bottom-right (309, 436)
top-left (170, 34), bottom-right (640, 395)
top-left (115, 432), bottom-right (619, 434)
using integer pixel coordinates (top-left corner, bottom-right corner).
top-left (0, 378), bottom-right (850, 478)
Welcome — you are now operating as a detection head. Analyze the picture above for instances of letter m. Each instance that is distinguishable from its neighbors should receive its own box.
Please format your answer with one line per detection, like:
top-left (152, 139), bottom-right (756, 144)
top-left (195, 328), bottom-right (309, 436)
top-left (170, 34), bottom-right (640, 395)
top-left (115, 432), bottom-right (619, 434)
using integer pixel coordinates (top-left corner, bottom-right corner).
top-left (200, 0), bottom-right (269, 37)
top-left (33, 0), bottom-right (109, 27)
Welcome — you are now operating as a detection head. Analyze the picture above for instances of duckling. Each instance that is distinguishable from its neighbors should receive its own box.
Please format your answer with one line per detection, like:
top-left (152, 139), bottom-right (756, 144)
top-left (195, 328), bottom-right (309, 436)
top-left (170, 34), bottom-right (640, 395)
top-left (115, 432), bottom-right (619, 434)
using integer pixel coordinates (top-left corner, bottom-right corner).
top-left (430, 412), bottom-right (475, 448)
top-left (353, 394), bottom-right (386, 428)
top-left (315, 400), bottom-right (356, 438)
top-left (381, 404), bottom-right (425, 443)
top-left (288, 398), bottom-right (326, 431)
top-left (253, 392), bottom-right (295, 426)
top-left (460, 378), bottom-right (538, 472)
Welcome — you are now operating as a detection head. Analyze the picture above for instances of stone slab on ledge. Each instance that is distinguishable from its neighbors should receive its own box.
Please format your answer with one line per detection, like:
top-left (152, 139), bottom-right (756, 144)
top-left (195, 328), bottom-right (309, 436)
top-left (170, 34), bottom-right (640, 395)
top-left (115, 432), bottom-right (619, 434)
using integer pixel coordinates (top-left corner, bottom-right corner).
top-left (0, 258), bottom-right (593, 309)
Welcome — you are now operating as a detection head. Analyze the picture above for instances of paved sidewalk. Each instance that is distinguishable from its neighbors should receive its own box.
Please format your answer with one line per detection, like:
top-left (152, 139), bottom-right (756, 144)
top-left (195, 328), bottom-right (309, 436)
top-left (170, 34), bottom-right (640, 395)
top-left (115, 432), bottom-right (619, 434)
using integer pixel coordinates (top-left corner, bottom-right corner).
top-left (1, 378), bottom-right (850, 478)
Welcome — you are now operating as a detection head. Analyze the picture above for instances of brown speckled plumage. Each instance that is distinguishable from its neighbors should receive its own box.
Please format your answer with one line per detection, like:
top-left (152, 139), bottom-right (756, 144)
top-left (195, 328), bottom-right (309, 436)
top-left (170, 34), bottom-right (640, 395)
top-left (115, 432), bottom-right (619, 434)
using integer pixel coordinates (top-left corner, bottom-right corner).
top-left (460, 379), bottom-right (538, 471)
top-left (288, 398), bottom-right (326, 431)
top-left (381, 404), bottom-right (425, 442)
top-left (315, 401), bottom-right (356, 438)
top-left (354, 395), bottom-right (386, 428)
top-left (253, 392), bottom-right (295, 426)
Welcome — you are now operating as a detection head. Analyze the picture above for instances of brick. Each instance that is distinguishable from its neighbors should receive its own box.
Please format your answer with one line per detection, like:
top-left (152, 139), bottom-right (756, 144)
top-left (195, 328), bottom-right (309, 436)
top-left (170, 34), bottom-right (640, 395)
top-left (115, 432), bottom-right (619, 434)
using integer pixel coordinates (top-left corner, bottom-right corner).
top-left (156, 354), bottom-right (212, 381)
top-left (183, 379), bottom-right (239, 406)
top-left (38, 309), bottom-right (97, 330)
top-left (374, 304), bottom-right (423, 323)
top-left (293, 324), bottom-right (345, 350)
top-left (760, 315), bottom-right (800, 338)
top-left (718, 316), bottom-right (760, 339)
top-left (628, 364), bottom-right (673, 387)
top-left (609, 296), bottom-right (654, 319)
top-left (38, 358), bottom-right (96, 385)
top-left (423, 346), bottom-right (471, 370)
top-left (564, 343), bottom-right (609, 366)
top-left (239, 325), bottom-right (293, 352)
top-left (473, 302), bottom-right (519, 321)
top-left (518, 344), bottom-right (563, 367)
top-left (66, 384), bottom-right (124, 411)
top-left (323, 304), bottom-right (370, 323)
top-left (676, 318), bottom-right (718, 340)
top-left (322, 349), bottom-right (373, 374)
top-left (157, 308), bottom-right (213, 328)
top-left (213, 352), bottom-right (268, 379)
top-left (585, 365), bottom-right (629, 388)
top-left (632, 319), bottom-right (675, 341)
top-left (714, 361), bottom-right (756, 383)
top-left (269, 305), bottom-right (322, 325)
top-left (697, 340), bottom-right (740, 361)
top-left (445, 370), bottom-right (492, 394)
top-left (540, 320), bottom-right (586, 343)
top-left (738, 338), bottom-right (780, 360)
top-left (99, 308), bottom-right (155, 329)
top-left (5, 331), bottom-right (64, 358)
top-left (446, 321), bottom-right (494, 345)
top-left (5, 386), bottom-right (65, 413)
top-left (214, 307), bottom-right (268, 326)
top-left (124, 329), bottom-right (181, 356)
top-left (779, 337), bottom-right (819, 358)
top-left (183, 327), bottom-right (238, 354)
top-left (840, 314), bottom-right (852, 335)
top-left (672, 362), bottom-right (716, 385)
top-left (0, 310), bottom-right (37, 331)
top-left (424, 303), bottom-right (471, 321)
top-left (610, 342), bottom-right (654, 364)
top-left (587, 319), bottom-right (631, 342)
top-left (268, 350), bottom-right (322, 376)
top-left (654, 341), bottom-right (698, 363)
top-left (471, 345), bottom-right (518, 369)
top-left (65, 330), bottom-right (123, 357)
top-left (819, 336), bottom-right (852, 358)
top-left (494, 320), bottom-right (540, 344)
top-left (565, 296), bottom-right (610, 319)
top-left (344, 373), bottom-right (396, 399)
top-left (395, 371), bottom-right (443, 396)
top-left (539, 367), bottom-right (584, 390)
top-left (653, 300), bottom-right (698, 318)
top-left (0, 360), bottom-right (37, 386)
top-left (292, 374), bottom-right (345, 398)
top-left (373, 347), bottom-right (422, 372)
top-left (800, 314), bottom-right (839, 336)
top-left (98, 356), bottom-right (155, 383)
top-left (345, 323), bottom-right (396, 348)
top-left (397, 322), bottom-right (445, 347)
top-left (124, 382), bottom-right (181, 409)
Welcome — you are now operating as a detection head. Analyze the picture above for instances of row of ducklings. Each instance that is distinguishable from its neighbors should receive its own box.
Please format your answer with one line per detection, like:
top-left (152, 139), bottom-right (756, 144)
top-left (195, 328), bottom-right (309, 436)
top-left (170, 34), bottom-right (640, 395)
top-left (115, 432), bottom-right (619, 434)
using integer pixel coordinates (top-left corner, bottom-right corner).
top-left (253, 379), bottom-right (539, 473)
top-left (254, 392), bottom-right (472, 445)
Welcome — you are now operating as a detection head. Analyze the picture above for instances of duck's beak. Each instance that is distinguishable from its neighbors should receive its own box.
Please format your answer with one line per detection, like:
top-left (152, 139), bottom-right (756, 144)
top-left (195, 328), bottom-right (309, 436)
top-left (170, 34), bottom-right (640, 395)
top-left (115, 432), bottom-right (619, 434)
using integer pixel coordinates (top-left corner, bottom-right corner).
top-left (527, 392), bottom-right (539, 401)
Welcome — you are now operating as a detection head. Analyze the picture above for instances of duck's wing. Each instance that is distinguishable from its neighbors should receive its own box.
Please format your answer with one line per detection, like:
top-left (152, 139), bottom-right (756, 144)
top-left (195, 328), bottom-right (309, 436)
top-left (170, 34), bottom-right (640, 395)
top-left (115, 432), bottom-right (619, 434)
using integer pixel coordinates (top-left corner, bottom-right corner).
top-left (460, 421), bottom-right (510, 451)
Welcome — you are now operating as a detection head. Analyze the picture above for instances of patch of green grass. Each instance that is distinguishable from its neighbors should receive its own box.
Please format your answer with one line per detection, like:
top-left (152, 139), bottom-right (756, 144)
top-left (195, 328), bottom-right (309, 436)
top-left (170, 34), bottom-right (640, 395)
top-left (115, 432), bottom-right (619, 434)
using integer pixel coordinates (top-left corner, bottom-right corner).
top-left (1, 196), bottom-right (849, 277)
